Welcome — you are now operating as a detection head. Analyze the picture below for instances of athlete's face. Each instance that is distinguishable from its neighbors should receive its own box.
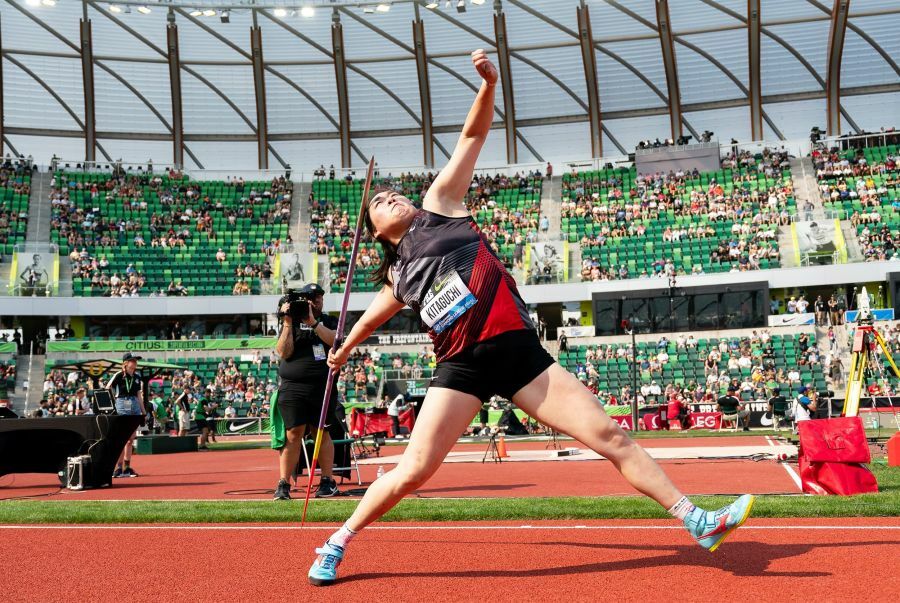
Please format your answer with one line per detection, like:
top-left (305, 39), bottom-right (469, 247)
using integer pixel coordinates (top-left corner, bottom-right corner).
top-left (367, 191), bottom-right (416, 242)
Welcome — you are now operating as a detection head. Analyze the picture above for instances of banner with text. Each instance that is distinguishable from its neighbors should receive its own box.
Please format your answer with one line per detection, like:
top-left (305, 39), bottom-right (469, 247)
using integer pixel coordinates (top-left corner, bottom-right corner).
top-left (0, 342), bottom-right (17, 354)
top-left (46, 338), bottom-right (277, 353)
top-left (844, 309), bottom-right (895, 323)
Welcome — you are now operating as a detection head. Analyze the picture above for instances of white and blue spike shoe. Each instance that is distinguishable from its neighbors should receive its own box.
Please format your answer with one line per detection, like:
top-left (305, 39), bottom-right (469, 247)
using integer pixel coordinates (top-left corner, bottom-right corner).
top-left (685, 494), bottom-right (756, 552)
top-left (308, 541), bottom-right (344, 586)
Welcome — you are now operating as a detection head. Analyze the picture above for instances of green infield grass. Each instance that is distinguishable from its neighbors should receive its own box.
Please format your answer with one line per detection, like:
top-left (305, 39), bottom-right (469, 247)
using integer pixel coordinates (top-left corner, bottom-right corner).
top-left (1, 461), bottom-right (897, 524)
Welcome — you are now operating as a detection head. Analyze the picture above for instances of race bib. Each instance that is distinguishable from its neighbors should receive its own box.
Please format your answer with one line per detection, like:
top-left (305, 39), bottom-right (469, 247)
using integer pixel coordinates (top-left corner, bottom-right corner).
top-left (312, 344), bottom-right (327, 361)
top-left (420, 271), bottom-right (477, 334)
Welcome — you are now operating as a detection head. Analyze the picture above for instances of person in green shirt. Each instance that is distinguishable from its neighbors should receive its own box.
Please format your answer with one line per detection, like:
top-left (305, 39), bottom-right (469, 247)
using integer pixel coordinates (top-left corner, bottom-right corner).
top-left (151, 394), bottom-right (169, 434)
top-left (192, 396), bottom-right (210, 450)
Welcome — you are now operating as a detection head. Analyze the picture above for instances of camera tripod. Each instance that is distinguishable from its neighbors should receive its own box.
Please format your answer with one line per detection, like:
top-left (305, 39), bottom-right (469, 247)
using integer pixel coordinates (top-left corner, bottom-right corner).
top-left (482, 430), bottom-right (504, 463)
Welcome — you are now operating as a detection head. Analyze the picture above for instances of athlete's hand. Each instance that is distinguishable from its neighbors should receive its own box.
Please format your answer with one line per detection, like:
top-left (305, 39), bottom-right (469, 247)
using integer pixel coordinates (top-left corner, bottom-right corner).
top-left (472, 49), bottom-right (498, 86)
top-left (327, 346), bottom-right (349, 371)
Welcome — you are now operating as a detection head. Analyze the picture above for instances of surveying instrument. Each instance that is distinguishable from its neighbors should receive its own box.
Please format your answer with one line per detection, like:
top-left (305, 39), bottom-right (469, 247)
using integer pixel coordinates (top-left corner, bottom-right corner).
top-left (844, 287), bottom-right (900, 418)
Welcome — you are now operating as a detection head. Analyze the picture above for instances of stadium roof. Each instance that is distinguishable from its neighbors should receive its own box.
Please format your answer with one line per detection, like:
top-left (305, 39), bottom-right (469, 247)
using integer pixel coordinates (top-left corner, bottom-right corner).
top-left (1, 0), bottom-right (898, 171)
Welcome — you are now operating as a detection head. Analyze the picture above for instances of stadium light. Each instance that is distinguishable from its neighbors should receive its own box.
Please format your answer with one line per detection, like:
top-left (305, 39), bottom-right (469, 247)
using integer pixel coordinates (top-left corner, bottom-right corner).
top-left (362, 5), bottom-right (375, 13)
top-left (273, 7), bottom-right (288, 17)
top-left (25, 0), bottom-right (40, 6)
top-left (300, 6), bottom-right (315, 17)
top-left (189, 9), bottom-right (202, 16)
top-left (202, 9), bottom-right (217, 17)
top-left (472, 0), bottom-right (485, 4)
top-left (220, 9), bottom-right (230, 22)
top-left (41, 0), bottom-right (57, 6)
top-left (456, 0), bottom-right (466, 13)
top-left (425, 2), bottom-right (439, 8)
top-left (108, 4), bottom-right (122, 13)
top-left (137, 5), bottom-right (152, 14)
top-left (375, 3), bottom-right (391, 12)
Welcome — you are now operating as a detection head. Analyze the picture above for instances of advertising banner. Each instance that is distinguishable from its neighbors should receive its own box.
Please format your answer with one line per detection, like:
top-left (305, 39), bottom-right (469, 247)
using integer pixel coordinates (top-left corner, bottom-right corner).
top-left (689, 412), bottom-right (724, 430)
top-left (844, 309), bottom-right (894, 323)
top-left (557, 326), bottom-right (596, 338)
top-left (0, 342), bottom-right (16, 354)
top-left (211, 417), bottom-right (271, 435)
top-left (768, 313), bottom-right (815, 327)
top-left (47, 337), bottom-right (277, 353)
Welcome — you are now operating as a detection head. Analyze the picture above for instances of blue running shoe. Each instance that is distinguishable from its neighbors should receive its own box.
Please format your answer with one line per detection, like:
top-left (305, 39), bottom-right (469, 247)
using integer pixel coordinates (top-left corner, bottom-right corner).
top-left (684, 494), bottom-right (755, 552)
top-left (308, 542), bottom-right (344, 586)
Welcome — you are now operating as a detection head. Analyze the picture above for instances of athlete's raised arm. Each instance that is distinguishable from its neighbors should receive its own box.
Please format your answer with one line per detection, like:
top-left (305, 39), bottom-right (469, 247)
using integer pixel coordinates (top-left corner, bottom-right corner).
top-left (327, 284), bottom-right (405, 370)
top-left (423, 49), bottom-right (498, 217)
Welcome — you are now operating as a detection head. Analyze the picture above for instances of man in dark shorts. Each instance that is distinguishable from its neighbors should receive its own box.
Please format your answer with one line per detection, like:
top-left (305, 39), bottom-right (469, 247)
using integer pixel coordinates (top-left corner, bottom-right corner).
top-left (192, 395), bottom-right (211, 450)
top-left (273, 283), bottom-right (341, 500)
top-left (717, 387), bottom-right (750, 431)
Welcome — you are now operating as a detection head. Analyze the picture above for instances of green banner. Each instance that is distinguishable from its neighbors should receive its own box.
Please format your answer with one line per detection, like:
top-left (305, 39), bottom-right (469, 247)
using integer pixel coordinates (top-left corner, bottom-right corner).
top-left (0, 342), bottom-right (16, 354)
top-left (46, 338), bottom-right (277, 353)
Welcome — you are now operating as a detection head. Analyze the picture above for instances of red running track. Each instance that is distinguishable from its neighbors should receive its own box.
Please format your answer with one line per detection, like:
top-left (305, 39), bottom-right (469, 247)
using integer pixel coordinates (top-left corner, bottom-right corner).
top-left (2, 518), bottom-right (898, 602)
top-left (0, 437), bottom-right (798, 500)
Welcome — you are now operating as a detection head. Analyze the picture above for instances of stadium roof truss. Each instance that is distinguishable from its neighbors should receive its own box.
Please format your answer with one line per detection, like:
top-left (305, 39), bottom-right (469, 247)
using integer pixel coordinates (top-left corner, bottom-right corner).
top-left (0, 0), bottom-right (898, 171)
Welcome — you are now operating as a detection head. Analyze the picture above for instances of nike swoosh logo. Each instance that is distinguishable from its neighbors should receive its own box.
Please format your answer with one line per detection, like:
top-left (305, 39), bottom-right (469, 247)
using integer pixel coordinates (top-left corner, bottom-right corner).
top-left (699, 514), bottom-right (730, 540)
top-left (759, 414), bottom-right (774, 426)
top-left (228, 421), bottom-right (257, 432)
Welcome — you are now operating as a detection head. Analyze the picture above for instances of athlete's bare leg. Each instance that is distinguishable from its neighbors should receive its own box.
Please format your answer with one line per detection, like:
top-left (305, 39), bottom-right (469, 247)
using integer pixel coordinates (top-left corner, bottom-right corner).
top-left (342, 387), bottom-right (481, 531)
top-left (512, 363), bottom-right (683, 509)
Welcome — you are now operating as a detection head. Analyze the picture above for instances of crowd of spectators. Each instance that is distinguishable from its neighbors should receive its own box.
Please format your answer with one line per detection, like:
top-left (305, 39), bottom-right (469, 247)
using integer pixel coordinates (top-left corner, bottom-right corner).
top-left (568, 329), bottom-right (832, 407)
top-left (68, 248), bottom-right (147, 297)
top-left (310, 170), bottom-right (543, 284)
top-left (815, 145), bottom-right (899, 216)
top-left (51, 173), bottom-right (292, 251)
top-left (570, 153), bottom-right (789, 282)
top-left (0, 155), bottom-right (33, 247)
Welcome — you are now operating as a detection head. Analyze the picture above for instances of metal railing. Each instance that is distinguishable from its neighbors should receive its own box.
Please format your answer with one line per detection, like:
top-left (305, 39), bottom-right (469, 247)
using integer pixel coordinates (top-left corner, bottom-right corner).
top-left (380, 367), bottom-right (434, 381)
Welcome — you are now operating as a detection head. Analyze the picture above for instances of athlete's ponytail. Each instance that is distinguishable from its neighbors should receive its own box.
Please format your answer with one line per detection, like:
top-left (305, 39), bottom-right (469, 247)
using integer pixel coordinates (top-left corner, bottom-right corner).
top-left (364, 193), bottom-right (398, 287)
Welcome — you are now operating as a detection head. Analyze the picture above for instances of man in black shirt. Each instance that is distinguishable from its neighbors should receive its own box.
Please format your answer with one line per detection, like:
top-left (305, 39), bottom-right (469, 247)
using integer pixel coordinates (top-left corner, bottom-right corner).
top-left (106, 352), bottom-right (146, 477)
top-left (814, 296), bottom-right (827, 326)
top-left (717, 387), bottom-right (750, 431)
top-left (273, 283), bottom-right (341, 500)
top-left (767, 387), bottom-right (789, 430)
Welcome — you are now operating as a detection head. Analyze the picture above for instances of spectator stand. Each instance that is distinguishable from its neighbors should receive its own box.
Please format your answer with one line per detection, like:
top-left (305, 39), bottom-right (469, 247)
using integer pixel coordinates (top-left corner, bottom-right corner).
top-left (43, 338), bottom-right (388, 432)
top-left (557, 326), bottom-right (827, 430)
top-left (0, 342), bottom-right (17, 408)
top-left (815, 142), bottom-right (900, 262)
top-left (309, 171), bottom-right (543, 292)
top-left (0, 156), bottom-right (32, 253)
top-left (565, 149), bottom-right (792, 282)
top-left (50, 170), bottom-right (291, 297)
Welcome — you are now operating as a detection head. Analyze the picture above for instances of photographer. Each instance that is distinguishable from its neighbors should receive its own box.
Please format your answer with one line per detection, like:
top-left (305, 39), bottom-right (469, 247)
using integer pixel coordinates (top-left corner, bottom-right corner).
top-left (792, 386), bottom-right (817, 432)
top-left (273, 283), bottom-right (341, 500)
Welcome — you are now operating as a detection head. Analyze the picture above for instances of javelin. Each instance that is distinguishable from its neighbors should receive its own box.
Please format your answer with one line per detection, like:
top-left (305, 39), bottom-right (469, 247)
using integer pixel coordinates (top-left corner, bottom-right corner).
top-left (301, 156), bottom-right (375, 526)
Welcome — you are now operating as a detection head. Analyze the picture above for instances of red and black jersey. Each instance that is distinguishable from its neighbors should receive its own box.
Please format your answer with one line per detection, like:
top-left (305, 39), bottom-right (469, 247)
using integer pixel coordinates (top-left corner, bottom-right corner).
top-left (391, 209), bottom-right (534, 362)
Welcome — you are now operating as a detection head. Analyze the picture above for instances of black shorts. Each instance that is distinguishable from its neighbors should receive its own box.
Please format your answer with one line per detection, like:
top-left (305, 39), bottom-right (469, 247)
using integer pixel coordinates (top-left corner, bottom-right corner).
top-left (195, 418), bottom-right (209, 430)
top-left (431, 329), bottom-right (555, 402)
top-left (277, 381), bottom-right (338, 431)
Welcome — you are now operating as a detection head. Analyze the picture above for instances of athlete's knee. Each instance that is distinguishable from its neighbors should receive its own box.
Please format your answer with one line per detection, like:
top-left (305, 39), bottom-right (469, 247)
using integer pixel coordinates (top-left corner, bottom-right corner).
top-left (596, 421), bottom-right (637, 457)
top-left (392, 462), bottom-right (434, 493)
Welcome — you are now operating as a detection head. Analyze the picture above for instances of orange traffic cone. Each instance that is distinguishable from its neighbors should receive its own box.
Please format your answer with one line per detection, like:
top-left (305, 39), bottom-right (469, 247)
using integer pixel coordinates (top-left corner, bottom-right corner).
top-left (497, 434), bottom-right (508, 458)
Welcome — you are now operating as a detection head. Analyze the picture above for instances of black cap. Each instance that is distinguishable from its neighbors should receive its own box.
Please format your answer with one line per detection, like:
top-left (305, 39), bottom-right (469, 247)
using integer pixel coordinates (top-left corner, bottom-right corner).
top-left (298, 283), bottom-right (325, 297)
top-left (122, 352), bottom-right (143, 362)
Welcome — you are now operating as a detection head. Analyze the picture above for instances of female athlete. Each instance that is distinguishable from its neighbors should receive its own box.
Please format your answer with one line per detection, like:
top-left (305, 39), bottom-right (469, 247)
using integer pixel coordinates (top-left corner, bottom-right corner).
top-left (308, 49), bottom-right (754, 586)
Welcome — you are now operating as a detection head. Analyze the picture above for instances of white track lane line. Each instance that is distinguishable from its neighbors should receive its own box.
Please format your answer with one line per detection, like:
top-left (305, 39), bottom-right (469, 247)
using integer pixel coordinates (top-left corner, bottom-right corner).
top-left (0, 525), bottom-right (898, 531)
top-left (767, 435), bottom-right (803, 492)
